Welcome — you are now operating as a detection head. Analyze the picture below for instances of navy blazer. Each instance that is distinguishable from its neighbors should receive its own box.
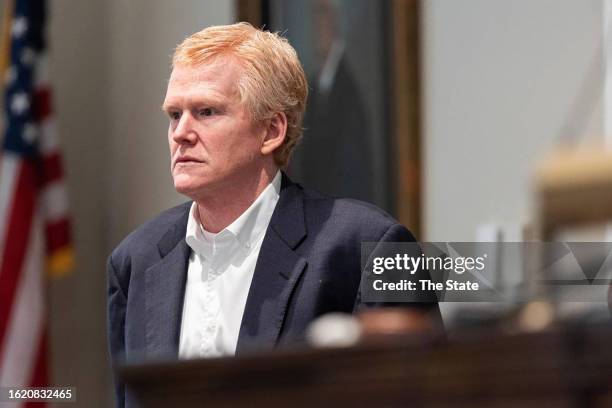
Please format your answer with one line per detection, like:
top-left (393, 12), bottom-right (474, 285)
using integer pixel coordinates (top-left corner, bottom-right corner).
top-left (107, 175), bottom-right (439, 407)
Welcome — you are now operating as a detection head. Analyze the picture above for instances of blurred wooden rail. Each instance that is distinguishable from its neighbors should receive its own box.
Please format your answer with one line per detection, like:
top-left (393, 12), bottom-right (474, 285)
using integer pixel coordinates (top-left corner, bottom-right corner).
top-left (120, 324), bottom-right (612, 407)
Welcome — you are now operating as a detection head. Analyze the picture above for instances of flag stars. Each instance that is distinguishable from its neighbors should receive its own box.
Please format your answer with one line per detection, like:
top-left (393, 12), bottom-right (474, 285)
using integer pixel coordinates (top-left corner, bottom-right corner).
top-left (11, 17), bottom-right (28, 38)
top-left (23, 123), bottom-right (38, 144)
top-left (11, 92), bottom-right (30, 115)
top-left (4, 66), bottom-right (16, 85)
top-left (20, 48), bottom-right (35, 66)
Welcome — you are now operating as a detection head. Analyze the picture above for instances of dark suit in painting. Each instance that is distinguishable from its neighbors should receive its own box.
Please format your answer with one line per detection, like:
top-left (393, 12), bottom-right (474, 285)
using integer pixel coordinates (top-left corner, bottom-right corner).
top-left (300, 57), bottom-right (374, 202)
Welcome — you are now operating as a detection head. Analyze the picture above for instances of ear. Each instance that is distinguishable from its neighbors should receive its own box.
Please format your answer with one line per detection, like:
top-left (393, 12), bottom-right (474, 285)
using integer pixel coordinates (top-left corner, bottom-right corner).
top-left (260, 112), bottom-right (287, 156)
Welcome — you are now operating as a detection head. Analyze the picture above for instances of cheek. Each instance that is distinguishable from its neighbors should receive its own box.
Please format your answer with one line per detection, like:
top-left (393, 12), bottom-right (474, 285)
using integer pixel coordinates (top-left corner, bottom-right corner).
top-left (232, 121), bottom-right (263, 149)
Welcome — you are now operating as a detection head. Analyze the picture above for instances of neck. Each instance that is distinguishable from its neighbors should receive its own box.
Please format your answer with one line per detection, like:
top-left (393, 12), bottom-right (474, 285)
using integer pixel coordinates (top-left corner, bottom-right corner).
top-left (195, 167), bottom-right (278, 233)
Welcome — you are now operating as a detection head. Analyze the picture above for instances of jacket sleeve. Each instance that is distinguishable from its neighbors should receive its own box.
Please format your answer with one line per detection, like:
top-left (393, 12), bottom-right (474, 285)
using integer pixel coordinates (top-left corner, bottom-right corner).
top-left (107, 254), bottom-right (127, 408)
top-left (354, 223), bottom-right (443, 324)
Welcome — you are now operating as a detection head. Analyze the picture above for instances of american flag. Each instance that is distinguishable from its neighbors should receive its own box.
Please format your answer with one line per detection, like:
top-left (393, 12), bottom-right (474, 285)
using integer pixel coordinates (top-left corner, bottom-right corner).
top-left (0, 0), bottom-right (73, 399)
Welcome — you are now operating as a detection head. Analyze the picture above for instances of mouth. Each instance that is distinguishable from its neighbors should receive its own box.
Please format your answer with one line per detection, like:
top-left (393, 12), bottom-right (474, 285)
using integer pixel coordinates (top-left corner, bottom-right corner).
top-left (174, 156), bottom-right (204, 166)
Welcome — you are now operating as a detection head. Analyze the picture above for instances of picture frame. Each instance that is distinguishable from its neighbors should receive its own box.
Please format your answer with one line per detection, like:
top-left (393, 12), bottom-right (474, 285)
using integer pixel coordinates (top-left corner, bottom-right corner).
top-left (236, 0), bottom-right (422, 236)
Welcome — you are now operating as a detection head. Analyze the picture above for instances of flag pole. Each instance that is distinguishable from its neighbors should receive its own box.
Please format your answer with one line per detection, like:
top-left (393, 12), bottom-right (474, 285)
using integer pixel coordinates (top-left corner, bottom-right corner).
top-left (0, 0), bottom-right (14, 152)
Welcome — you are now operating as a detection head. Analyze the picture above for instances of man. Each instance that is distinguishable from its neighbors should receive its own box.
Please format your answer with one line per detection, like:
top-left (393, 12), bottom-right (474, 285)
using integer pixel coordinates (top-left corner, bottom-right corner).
top-left (300, 0), bottom-right (373, 202)
top-left (107, 22), bottom-right (439, 407)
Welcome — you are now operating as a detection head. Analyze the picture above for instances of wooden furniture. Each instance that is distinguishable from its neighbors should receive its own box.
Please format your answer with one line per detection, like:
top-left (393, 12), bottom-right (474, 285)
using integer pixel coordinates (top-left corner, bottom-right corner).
top-left (119, 323), bottom-right (612, 407)
top-left (536, 147), bottom-right (612, 237)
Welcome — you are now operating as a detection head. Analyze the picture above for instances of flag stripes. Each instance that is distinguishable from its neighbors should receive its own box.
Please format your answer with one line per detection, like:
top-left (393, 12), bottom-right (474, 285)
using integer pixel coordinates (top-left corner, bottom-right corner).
top-left (0, 0), bottom-right (73, 402)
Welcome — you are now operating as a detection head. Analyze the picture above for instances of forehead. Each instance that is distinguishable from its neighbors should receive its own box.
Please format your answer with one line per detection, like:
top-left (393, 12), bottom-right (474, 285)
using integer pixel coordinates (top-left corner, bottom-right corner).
top-left (165, 58), bottom-right (243, 102)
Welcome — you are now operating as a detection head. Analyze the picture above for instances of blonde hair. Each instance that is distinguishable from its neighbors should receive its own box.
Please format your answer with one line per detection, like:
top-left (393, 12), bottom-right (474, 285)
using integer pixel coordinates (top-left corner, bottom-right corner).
top-left (173, 22), bottom-right (308, 167)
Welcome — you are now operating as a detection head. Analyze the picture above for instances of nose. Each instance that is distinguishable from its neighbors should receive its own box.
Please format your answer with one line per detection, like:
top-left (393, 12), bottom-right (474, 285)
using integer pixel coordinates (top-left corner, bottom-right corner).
top-left (171, 112), bottom-right (198, 145)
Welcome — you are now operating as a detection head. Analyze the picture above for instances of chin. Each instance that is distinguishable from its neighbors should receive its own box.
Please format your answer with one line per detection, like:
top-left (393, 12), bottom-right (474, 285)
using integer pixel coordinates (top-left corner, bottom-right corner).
top-left (175, 182), bottom-right (199, 193)
top-left (174, 179), bottom-right (202, 196)
top-left (174, 177), bottom-right (219, 199)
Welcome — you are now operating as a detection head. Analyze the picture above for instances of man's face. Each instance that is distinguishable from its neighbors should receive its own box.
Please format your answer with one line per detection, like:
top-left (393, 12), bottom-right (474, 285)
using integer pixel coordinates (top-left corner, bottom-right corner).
top-left (163, 59), bottom-right (265, 199)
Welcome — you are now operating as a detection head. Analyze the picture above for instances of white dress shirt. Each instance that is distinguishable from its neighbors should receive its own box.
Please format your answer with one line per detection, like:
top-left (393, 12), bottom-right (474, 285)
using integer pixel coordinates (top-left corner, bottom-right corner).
top-left (178, 171), bottom-right (281, 359)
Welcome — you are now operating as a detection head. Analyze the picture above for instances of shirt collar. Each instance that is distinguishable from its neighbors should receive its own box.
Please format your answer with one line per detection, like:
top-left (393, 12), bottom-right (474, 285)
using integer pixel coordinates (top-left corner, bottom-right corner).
top-left (185, 171), bottom-right (281, 257)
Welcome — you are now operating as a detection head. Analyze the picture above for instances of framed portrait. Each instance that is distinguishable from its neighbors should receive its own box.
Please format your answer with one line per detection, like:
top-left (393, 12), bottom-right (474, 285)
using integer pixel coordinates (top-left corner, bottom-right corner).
top-left (238, 0), bottom-right (422, 235)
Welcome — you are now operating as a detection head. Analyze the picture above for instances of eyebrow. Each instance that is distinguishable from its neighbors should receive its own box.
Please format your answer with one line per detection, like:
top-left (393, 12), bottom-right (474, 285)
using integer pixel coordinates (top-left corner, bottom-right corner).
top-left (161, 95), bottom-right (228, 113)
top-left (161, 103), bottom-right (176, 112)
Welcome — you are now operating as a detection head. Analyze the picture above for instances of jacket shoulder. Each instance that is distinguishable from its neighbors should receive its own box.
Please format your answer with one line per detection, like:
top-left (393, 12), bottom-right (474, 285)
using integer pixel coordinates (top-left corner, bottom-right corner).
top-left (109, 201), bottom-right (191, 262)
top-left (300, 186), bottom-right (413, 242)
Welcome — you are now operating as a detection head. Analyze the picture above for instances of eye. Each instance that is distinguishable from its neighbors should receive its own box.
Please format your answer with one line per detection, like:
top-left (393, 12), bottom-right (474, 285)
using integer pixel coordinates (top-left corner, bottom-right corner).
top-left (168, 111), bottom-right (181, 121)
top-left (199, 108), bottom-right (215, 117)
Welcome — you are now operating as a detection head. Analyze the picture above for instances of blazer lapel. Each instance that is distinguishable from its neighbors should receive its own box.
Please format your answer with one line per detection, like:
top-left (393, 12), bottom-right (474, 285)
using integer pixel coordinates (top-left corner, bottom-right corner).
top-left (236, 174), bottom-right (308, 354)
top-left (144, 205), bottom-right (191, 358)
